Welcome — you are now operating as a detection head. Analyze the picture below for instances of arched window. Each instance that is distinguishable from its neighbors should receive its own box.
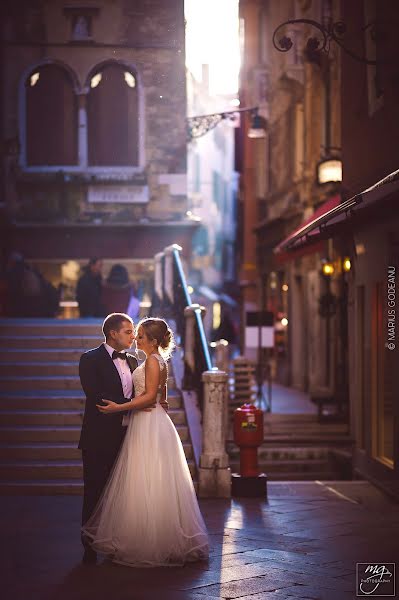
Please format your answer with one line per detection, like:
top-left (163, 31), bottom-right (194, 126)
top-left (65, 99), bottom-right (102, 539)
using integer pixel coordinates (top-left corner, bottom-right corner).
top-left (87, 63), bottom-right (139, 166)
top-left (25, 64), bottom-right (78, 166)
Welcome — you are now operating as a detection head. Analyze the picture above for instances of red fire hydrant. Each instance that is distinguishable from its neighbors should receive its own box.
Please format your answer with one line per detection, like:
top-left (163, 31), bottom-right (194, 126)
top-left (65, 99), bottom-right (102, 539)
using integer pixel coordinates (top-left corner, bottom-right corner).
top-left (233, 403), bottom-right (264, 477)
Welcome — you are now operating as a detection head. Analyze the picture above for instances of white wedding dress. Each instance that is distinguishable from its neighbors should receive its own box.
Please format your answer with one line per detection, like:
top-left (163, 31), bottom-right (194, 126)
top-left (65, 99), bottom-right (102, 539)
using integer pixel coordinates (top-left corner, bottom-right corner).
top-left (82, 354), bottom-right (209, 567)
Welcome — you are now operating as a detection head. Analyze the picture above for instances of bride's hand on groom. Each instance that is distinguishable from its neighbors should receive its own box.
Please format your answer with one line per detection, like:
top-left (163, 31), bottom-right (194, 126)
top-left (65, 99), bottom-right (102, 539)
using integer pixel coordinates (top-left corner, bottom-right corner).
top-left (96, 400), bottom-right (156, 413)
top-left (97, 399), bottom-right (121, 413)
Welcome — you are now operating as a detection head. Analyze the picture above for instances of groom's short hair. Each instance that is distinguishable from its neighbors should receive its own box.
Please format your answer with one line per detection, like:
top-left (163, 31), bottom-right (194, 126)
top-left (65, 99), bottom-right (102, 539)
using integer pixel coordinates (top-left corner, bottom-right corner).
top-left (102, 313), bottom-right (133, 340)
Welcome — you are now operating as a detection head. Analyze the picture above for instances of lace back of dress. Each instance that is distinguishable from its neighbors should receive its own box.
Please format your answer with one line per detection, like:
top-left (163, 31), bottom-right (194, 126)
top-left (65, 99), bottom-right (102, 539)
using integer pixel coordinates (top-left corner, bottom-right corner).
top-left (153, 354), bottom-right (166, 403)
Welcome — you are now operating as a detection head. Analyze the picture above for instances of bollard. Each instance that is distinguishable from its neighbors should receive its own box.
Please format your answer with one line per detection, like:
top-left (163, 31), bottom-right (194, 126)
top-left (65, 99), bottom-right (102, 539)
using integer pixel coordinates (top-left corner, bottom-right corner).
top-left (232, 403), bottom-right (267, 498)
top-left (198, 370), bottom-right (231, 498)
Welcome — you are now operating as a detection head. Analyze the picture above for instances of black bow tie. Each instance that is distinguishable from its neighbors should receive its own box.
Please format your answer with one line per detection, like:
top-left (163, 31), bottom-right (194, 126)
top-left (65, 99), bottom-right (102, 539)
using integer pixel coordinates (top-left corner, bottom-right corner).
top-left (112, 351), bottom-right (127, 361)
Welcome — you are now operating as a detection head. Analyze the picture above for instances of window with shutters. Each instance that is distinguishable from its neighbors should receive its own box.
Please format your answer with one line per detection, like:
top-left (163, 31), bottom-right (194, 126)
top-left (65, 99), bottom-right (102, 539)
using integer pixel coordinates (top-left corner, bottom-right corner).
top-left (87, 63), bottom-right (139, 167)
top-left (25, 64), bottom-right (78, 166)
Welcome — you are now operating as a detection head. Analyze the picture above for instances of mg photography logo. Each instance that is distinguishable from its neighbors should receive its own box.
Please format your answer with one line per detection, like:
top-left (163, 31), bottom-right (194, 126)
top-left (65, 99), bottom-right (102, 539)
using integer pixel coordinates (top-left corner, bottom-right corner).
top-left (357, 563), bottom-right (395, 596)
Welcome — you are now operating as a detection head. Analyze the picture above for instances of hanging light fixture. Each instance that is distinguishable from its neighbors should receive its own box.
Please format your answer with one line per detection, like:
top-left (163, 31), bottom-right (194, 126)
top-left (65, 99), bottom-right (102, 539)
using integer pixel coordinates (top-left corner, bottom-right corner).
top-left (248, 109), bottom-right (267, 139)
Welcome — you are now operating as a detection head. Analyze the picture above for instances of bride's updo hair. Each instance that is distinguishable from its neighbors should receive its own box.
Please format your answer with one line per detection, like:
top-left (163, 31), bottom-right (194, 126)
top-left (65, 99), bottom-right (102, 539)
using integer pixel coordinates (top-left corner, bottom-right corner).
top-left (137, 317), bottom-right (175, 359)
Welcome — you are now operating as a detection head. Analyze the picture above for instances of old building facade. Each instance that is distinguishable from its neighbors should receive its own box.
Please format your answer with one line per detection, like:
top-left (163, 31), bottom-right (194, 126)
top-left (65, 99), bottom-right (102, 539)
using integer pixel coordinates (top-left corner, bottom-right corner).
top-left (1, 0), bottom-right (195, 299)
top-left (186, 66), bottom-right (239, 337)
top-left (238, 0), bottom-right (343, 405)
top-left (333, 0), bottom-right (399, 497)
top-left (239, 0), bottom-right (399, 497)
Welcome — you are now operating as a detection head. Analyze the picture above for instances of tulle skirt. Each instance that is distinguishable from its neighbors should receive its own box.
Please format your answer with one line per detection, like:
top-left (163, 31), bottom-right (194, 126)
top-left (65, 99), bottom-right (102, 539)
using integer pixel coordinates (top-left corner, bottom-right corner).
top-left (82, 404), bottom-right (209, 567)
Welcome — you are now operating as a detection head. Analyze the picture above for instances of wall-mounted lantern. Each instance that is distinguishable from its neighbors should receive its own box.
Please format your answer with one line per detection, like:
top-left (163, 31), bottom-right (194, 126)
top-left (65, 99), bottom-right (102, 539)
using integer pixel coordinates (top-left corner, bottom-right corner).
top-left (321, 259), bottom-right (335, 277)
top-left (342, 257), bottom-right (351, 272)
top-left (317, 157), bottom-right (342, 185)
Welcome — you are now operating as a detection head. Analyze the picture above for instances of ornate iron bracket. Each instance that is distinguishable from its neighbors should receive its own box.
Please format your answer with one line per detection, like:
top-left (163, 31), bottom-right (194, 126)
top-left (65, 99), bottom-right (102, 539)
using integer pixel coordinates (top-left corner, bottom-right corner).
top-left (187, 106), bottom-right (259, 141)
top-left (272, 18), bottom-right (379, 66)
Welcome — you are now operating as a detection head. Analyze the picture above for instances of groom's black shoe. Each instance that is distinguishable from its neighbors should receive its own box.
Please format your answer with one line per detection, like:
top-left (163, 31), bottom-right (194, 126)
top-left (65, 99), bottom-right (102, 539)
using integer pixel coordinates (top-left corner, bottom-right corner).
top-left (82, 547), bottom-right (97, 565)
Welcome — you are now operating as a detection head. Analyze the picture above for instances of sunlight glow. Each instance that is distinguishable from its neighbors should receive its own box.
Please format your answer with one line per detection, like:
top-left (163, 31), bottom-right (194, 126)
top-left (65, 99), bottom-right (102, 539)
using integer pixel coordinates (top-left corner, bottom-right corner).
top-left (30, 72), bottom-right (40, 86)
top-left (90, 73), bottom-right (102, 88)
top-left (124, 72), bottom-right (136, 88)
top-left (213, 302), bottom-right (221, 330)
top-left (185, 0), bottom-right (240, 95)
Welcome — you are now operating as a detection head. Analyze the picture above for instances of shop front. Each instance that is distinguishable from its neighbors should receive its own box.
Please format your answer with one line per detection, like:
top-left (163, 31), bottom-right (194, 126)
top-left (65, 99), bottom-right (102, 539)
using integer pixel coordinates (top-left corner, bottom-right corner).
top-left (275, 171), bottom-right (399, 499)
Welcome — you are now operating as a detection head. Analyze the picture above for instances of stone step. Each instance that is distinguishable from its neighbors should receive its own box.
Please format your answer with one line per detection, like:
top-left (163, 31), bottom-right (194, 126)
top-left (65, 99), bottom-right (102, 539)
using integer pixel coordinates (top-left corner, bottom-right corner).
top-left (264, 413), bottom-right (321, 423)
top-left (0, 390), bottom-right (182, 410)
top-left (0, 349), bottom-right (87, 363)
top-left (0, 374), bottom-right (179, 393)
top-left (0, 375), bottom-right (82, 391)
top-left (263, 431), bottom-right (351, 446)
top-left (0, 479), bottom-right (84, 495)
top-left (228, 435), bottom-right (353, 447)
top-left (0, 441), bottom-right (193, 461)
top-left (229, 458), bottom-right (332, 474)
top-left (229, 411), bottom-right (328, 423)
top-left (0, 408), bottom-right (186, 427)
top-left (264, 425), bottom-right (349, 434)
top-left (0, 424), bottom-right (189, 443)
top-left (0, 393), bottom-right (86, 410)
top-left (0, 458), bottom-right (196, 480)
top-left (0, 318), bottom-right (103, 336)
top-left (228, 444), bottom-right (335, 461)
top-left (0, 362), bottom-right (79, 377)
top-left (0, 336), bottom-right (102, 349)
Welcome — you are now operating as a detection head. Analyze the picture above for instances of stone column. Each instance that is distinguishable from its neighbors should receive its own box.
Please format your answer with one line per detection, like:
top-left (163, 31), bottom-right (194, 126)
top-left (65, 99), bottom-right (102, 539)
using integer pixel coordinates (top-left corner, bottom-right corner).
top-left (77, 93), bottom-right (88, 169)
top-left (212, 339), bottom-right (229, 373)
top-left (199, 370), bottom-right (231, 498)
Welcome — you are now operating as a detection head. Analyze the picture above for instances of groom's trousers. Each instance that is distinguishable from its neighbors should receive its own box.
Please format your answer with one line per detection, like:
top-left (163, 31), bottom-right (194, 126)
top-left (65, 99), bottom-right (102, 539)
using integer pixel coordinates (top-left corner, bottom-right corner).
top-left (81, 446), bottom-right (121, 547)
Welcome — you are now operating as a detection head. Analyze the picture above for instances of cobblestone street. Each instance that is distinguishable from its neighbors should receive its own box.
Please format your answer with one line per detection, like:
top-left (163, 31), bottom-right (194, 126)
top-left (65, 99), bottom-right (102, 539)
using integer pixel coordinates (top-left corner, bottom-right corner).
top-left (2, 481), bottom-right (398, 600)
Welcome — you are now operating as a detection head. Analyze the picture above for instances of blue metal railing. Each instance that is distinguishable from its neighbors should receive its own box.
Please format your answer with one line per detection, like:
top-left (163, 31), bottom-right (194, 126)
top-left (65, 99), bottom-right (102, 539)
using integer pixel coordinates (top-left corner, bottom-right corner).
top-left (151, 245), bottom-right (213, 406)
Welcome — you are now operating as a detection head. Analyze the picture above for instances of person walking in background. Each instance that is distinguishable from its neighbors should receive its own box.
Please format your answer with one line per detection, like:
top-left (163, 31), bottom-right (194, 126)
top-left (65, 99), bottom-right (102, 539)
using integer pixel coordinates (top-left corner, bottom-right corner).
top-left (76, 258), bottom-right (104, 318)
top-left (101, 264), bottom-right (140, 319)
top-left (5, 252), bottom-right (59, 317)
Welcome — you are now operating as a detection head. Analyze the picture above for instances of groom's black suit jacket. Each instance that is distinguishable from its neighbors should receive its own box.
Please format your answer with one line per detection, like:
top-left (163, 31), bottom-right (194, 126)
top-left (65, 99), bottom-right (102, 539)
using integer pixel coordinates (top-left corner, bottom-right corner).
top-left (78, 344), bottom-right (138, 455)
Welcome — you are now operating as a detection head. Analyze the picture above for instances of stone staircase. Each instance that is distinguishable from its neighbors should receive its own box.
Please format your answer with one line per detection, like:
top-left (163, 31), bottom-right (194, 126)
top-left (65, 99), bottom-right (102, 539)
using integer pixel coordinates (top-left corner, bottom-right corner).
top-left (0, 319), bottom-right (196, 495)
top-left (227, 413), bottom-right (353, 481)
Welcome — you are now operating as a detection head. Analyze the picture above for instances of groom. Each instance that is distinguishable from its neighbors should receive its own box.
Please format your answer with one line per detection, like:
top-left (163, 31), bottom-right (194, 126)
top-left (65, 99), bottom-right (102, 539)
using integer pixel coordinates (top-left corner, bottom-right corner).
top-left (78, 312), bottom-right (138, 565)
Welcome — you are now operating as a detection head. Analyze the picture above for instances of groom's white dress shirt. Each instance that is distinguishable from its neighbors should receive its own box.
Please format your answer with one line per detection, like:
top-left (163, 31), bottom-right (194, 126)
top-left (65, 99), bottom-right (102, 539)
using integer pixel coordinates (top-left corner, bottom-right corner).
top-left (104, 343), bottom-right (133, 426)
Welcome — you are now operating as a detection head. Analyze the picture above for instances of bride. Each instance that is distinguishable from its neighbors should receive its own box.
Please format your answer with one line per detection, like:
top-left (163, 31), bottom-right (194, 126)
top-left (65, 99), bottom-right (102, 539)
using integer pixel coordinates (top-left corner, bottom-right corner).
top-left (81, 317), bottom-right (209, 567)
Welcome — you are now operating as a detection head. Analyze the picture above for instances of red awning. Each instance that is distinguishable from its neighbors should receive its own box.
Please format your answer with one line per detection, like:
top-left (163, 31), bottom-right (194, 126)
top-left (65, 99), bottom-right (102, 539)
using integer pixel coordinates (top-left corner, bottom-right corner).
top-left (274, 167), bottom-right (399, 261)
top-left (274, 194), bottom-right (341, 264)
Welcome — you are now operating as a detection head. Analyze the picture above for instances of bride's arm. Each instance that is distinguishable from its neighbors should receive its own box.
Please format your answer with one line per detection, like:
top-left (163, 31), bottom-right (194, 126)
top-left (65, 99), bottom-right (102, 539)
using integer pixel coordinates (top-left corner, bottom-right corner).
top-left (97, 356), bottom-right (160, 413)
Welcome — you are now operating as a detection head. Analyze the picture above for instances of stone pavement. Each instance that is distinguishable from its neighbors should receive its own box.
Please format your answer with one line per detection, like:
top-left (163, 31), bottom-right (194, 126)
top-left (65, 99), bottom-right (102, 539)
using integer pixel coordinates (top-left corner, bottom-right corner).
top-left (264, 383), bottom-right (317, 415)
top-left (1, 481), bottom-right (398, 600)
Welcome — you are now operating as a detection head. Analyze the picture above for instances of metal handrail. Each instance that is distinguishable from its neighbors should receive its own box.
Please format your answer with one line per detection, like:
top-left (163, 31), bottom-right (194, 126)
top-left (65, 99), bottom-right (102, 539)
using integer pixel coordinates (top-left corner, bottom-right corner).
top-left (151, 245), bottom-right (214, 403)
top-left (171, 247), bottom-right (213, 394)
top-left (193, 309), bottom-right (212, 372)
